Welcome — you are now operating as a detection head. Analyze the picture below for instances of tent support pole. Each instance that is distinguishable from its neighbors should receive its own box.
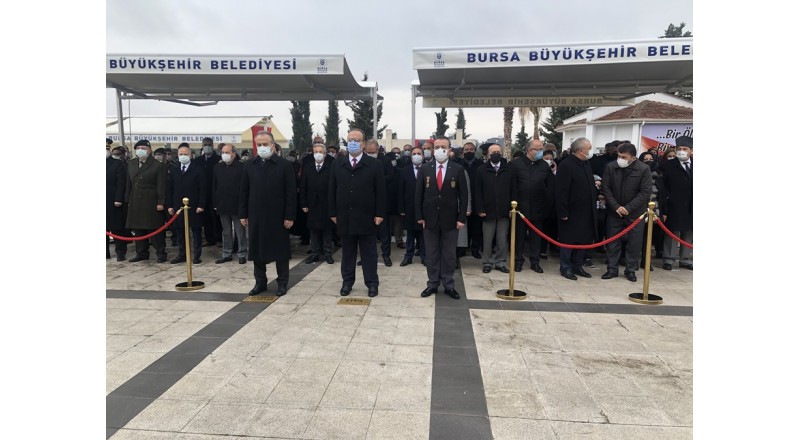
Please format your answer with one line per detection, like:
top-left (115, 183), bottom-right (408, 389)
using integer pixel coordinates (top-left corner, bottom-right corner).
top-left (411, 84), bottom-right (417, 147)
top-left (116, 88), bottom-right (126, 147)
top-left (372, 84), bottom-right (378, 140)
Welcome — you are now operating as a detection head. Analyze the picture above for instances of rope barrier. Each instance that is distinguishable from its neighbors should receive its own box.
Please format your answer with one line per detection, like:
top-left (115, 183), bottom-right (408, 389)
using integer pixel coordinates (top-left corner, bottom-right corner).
top-left (106, 208), bottom-right (183, 241)
top-left (518, 211), bottom-right (645, 250)
top-left (654, 218), bottom-right (694, 249)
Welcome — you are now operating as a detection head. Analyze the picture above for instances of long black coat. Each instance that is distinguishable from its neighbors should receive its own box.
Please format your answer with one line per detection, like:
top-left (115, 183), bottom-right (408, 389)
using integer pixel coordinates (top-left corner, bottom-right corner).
top-left (658, 158), bottom-right (693, 231)
top-left (415, 161), bottom-right (469, 231)
top-left (125, 158), bottom-right (166, 230)
top-left (601, 159), bottom-right (652, 219)
top-left (212, 159), bottom-right (244, 216)
top-left (195, 153), bottom-right (221, 205)
top-left (474, 159), bottom-right (515, 220)
top-left (328, 154), bottom-right (387, 236)
top-left (166, 162), bottom-right (207, 228)
top-left (397, 164), bottom-right (423, 231)
top-left (240, 155), bottom-right (297, 263)
top-left (300, 157), bottom-right (335, 230)
top-left (107, 157), bottom-right (127, 230)
top-left (510, 155), bottom-right (555, 221)
top-left (379, 155), bottom-right (399, 216)
top-left (555, 154), bottom-right (597, 244)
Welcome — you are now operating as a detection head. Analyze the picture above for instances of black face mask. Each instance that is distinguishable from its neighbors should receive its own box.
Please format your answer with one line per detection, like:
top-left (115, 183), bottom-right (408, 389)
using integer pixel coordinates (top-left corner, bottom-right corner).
top-left (644, 161), bottom-right (656, 171)
top-left (464, 152), bottom-right (475, 161)
top-left (490, 153), bottom-right (502, 164)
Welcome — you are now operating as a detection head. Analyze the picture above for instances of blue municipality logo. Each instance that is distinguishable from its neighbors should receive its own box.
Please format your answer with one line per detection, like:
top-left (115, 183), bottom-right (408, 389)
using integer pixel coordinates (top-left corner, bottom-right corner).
top-left (434, 52), bottom-right (445, 68)
top-left (317, 58), bottom-right (328, 73)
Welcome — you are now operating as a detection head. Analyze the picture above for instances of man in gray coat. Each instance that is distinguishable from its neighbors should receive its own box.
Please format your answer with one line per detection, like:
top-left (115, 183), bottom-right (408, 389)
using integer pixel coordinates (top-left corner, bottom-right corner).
top-left (600, 143), bottom-right (652, 282)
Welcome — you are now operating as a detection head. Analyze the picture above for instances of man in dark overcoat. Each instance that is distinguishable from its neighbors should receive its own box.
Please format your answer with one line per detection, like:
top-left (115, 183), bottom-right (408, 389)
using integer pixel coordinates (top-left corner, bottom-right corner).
top-left (365, 139), bottom-right (396, 266)
top-left (195, 137), bottom-right (222, 246)
top-left (555, 137), bottom-right (597, 280)
top-left (213, 144), bottom-right (247, 264)
top-left (107, 146), bottom-right (128, 261)
top-left (240, 131), bottom-right (297, 296)
top-left (125, 139), bottom-right (168, 263)
top-left (300, 142), bottom-right (335, 265)
top-left (167, 145), bottom-right (207, 264)
top-left (475, 144), bottom-right (515, 274)
top-left (397, 146), bottom-right (426, 266)
top-left (328, 129), bottom-right (386, 297)
top-left (659, 135), bottom-right (693, 270)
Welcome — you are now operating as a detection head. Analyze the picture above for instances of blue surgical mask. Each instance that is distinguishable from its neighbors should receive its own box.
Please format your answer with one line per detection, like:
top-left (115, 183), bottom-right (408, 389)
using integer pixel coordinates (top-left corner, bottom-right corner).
top-left (534, 150), bottom-right (544, 161)
top-left (347, 140), bottom-right (361, 154)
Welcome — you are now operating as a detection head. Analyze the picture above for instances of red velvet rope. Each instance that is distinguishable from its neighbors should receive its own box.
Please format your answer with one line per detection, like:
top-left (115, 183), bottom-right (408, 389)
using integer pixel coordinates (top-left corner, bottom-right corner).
top-left (106, 209), bottom-right (183, 241)
top-left (655, 218), bottom-right (694, 249)
top-left (518, 211), bottom-right (644, 250)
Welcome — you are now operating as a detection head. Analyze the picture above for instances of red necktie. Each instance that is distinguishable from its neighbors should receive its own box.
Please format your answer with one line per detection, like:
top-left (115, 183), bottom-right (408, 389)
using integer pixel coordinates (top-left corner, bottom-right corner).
top-left (352, 158), bottom-right (357, 168)
top-left (437, 165), bottom-right (443, 190)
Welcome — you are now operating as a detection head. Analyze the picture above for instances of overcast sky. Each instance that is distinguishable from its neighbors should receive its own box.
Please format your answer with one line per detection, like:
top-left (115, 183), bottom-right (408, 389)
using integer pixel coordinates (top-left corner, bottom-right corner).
top-left (106, 0), bottom-right (692, 143)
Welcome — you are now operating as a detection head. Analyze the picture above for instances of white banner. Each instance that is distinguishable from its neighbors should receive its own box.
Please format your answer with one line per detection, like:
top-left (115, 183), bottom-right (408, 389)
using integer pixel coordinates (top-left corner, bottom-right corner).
top-left (413, 38), bottom-right (692, 69)
top-left (423, 96), bottom-right (627, 108)
top-left (107, 134), bottom-right (242, 143)
top-left (106, 55), bottom-right (344, 75)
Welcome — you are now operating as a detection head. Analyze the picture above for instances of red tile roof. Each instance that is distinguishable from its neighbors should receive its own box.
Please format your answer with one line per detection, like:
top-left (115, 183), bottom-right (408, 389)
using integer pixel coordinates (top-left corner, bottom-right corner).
top-left (593, 100), bottom-right (692, 121)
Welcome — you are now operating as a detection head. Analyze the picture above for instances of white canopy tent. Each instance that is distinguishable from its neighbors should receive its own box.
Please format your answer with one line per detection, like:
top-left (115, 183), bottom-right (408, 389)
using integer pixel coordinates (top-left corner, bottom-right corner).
top-left (106, 54), bottom-right (380, 146)
top-left (410, 38), bottom-right (693, 144)
top-left (105, 116), bottom-right (284, 146)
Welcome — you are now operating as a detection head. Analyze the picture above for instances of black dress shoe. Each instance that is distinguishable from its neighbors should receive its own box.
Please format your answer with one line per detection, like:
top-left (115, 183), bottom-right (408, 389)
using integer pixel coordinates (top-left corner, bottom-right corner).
top-left (662, 263), bottom-right (673, 271)
top-left (584, 258), bottom-right (594, 268)
top-left (128, 255), bottom-right (149, 263)
top-left (193, 258), bottom-right (202, 264)
top-left (400, 258), bottom-right (413, 267)
top-left (340, 285), bottom-right (352, 296)
top-left (624, 272), bottom-right (637, 282)
top-left (601, 271), bottom-right (618, 280)
top-left (561, 269), bottom-right (577, 280)
top-left (170, 256), bottom-right (186, 264)
top-left (530, 263), bottom-right (544, 273)
top-left (307, 248), bottom-right (314, 254)
top-left (496, 266), bottom-right (510, 274)
top-left (574, 268), bottom-right (592, 278)
top-left (444, 289), bottom-right (461, 299)
top-left (472, 249), bottom-right (482, 259)
top-left (383, 256), bottom-right (393, 267)
top-left (539, 253), bottom-right (548, 260)
top-left (249, 284), bottom-right (268, 295)
top-left (482, 266), bottom-right (491, 273)
top-left (325, 256), bottom-right (334, 264)
top-left (368, 286), bottom-right (378, 297)
top-left (215, 256), bottom-right (232, 264)
top-left (116, 255), bottom-right (126, 262)
top-left (415, 250), bottom-right (420, 256)
top-left (305, 255), bottom-right (319, 264)
top-left (420, 258), bottom-right (426, 266)
top-left (239, 257), bottom-right (247, 264)
top-left (397, 241), bottom-right (406, 249)
top-left (276, 285), bottom-right (288, 296)
top-left (679, 263), bottom-right (693, 270)
top-left (157, 256), bottom-right (168, 263)
top-left (421, 287), bottom-right (437, 297)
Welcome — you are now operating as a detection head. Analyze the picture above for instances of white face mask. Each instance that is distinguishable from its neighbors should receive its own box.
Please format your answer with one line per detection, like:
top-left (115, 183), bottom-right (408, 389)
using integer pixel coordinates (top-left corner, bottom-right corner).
top-left (328, 152), bottom-right (336, 158)
top-left (367, 152), bottom-right (378, 158)
top-left (135, 149), bottom-right (148, 158)
top-left (411, 154), bottom-right (423, 166)
top-left (676, 150), bottom-right (690, 162)
top-left (241, 155), bottom-right (250, 161)
top-left (423, 150), bottom-right (432, 159)
top-left (544, 159), bottom-right (553, 166)
top-left (434, 148), bottom-right (448, 163)
top-left (257, 146), bottom-right (272, 159)
top-left (616, 158), bottom-right (630, 168)
top-left (106, 150), bottom-right (111, 158)
top-left (584, 149), bottom-right (594, 160)
top-left (178, 155), bottom-right (191, 164)
top-left (314, 153), bottom-right (325, 162)
top-left (221, 153), bottom-right (233, 163)
top-left (202, 145), bottom-right (213, 155)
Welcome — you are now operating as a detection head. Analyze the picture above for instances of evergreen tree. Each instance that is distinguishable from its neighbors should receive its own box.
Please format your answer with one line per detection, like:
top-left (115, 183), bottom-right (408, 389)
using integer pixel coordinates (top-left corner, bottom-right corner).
top-left (513, 124), bottom-right (531, 155)
top-left (540, 106), bottom-right (587, 151)
top-left (435, 107), bottom-right (449, 137)
top-left (290, 100), bottom-right (313, 152)
top-left (662, 22), bottom-right (693, 102)
top-left (455, 108), bottom-right (471, 138)
top-left (346, 73), bottom-right (387, 139)
top-left (323, 100), bottom-right (340, 148)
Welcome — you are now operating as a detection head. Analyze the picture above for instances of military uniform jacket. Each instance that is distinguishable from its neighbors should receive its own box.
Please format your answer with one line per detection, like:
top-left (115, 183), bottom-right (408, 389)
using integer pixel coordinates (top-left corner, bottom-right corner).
top-left (125, 157), bottom-right (166, 230)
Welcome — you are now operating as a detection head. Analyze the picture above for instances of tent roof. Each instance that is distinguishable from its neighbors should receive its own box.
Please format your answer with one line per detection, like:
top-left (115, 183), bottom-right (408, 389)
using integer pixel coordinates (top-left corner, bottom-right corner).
top-left (412, 38), bottom-right (692, 105)
top-left (106, 54), bottom-right (378, 102)
top-left (593, 100), bottom-right (693, 122)
top-left (105, 116), bottom-right (267, 135)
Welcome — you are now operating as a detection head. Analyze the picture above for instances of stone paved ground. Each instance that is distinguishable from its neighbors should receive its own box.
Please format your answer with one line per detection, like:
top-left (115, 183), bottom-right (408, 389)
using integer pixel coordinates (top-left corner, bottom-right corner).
top-left (106, 235), bottom-right (692, 439)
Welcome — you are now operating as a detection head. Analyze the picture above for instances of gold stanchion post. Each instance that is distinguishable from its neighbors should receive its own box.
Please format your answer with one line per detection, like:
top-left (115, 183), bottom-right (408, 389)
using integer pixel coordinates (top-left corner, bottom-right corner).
top-left (629, 201), bottom-right (662, 304)
top-left (497, 201), bottom-right (527, 300)
top-left (176, 197), bottom-right (205, 291)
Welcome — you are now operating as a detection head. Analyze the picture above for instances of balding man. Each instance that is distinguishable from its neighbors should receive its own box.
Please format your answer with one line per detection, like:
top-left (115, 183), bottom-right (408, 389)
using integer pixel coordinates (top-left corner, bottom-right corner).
top-left (213, 144), bottom-right (247, 264)
top-left (555, 137), bottom-right (597, 280)
top-left (475, 144), bottom-right (515, 273)
top-left (301, 143), bottom-right (336, 264)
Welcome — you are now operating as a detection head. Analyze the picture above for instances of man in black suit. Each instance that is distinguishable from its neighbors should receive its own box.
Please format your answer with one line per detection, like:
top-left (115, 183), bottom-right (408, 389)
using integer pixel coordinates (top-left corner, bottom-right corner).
top-left (166, 145), bottom-right (207, 264)
top-left (195, 137), bottom-right (222, 246)
top-left (475, 144), bottom-right (515, 274)
top-left (301, 142), bottom-right (336, 265)
top-left (365, 139), bottom-right (395, 267)
top-left (213, 144), bottom-right (247, 264)
top-left (107, 146), bottom-right (128, 261)
top-left (398, 146), bottom-right (426, 266)
top-left (555, 137), bottom-right (597, 280)
top-left (461, 142), bottom-right (483, 259)
top-left (659, 135), bottom-right (693, 271)
top-left (416, 137), bottom-right (469, 299)
top-left (329, 129), bottom-right (386, 298)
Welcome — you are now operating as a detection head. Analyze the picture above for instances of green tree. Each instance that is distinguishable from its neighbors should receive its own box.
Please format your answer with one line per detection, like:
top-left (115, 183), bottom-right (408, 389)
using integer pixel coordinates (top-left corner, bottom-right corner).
top-left (346, 73), bottom-right (387, 139)
top-left (323, 100), bottom-right (340, 148)
top-left (540, 106), bottom-right (587, 151)
top-left (502, 107), bottom-right (514, 159)
top-left (455, 108), bottom-right (471, 138)
top-left (435, 107), bottom-right (449, 137)
top-left (513, 124), bottom-right (531, 155)
top-left (662, 22), bottom-right (693, 102)
top-left (290, 100), bottom-right (313, 152)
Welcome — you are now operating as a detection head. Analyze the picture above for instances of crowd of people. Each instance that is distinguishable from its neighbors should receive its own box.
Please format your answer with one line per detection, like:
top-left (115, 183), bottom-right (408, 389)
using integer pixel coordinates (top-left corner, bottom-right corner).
top-left (106, 131), bottom-right (693, 297)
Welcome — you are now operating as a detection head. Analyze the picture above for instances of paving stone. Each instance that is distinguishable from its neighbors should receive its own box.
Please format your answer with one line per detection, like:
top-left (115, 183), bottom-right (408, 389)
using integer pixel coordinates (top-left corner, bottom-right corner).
top-left (302, 408), bottom-right (372, 440)
top-left (367, 410), bottom-right (429, 440)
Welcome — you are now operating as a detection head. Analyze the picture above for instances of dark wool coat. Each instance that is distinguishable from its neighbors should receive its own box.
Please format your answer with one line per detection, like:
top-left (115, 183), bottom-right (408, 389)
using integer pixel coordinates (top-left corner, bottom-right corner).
top-left (328, 154), bottom-right (387, 236)
top-left (166, 161), bottom-right (207, 228)
top-left (125, 157), bottom-right (166, 230)
top-left (474, 159), bottom-right (516, 220)
top-left (107, 157), bottom-right (127, 230)
top-left (300, 156), bottom-right (335, 230)
top-left (658, 157), bottom-right (693, 231)
top-left (212, 159), bottom-right (244, 216)
top-left (509, 155), bottom-right (555, 221)
top-left (239, 155), bottom-right (297, 262)
top-left (397, 164), bottom-right (424, 231)
top-left (554, 154), bottom-right (597, 244)
top-left (601, 159), bottom-right (652, 219)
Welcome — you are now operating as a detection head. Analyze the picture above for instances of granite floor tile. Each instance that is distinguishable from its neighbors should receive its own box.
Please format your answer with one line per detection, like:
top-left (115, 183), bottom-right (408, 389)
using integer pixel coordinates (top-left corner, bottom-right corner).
top-left (302, 408), bottom-right (372, 440)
